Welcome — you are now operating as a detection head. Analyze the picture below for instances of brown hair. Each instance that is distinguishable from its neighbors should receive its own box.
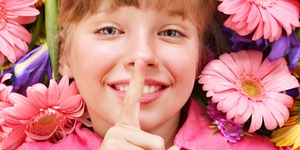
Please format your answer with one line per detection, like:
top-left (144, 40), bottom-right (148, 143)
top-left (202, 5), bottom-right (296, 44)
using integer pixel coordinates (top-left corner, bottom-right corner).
top-left (58, 0), bottom-right (220, 73)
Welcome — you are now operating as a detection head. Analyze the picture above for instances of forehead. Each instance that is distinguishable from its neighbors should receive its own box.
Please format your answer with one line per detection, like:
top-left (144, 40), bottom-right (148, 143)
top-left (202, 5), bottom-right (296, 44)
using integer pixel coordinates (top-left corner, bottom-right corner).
top-left (59, 0), bottom-right (205, 26)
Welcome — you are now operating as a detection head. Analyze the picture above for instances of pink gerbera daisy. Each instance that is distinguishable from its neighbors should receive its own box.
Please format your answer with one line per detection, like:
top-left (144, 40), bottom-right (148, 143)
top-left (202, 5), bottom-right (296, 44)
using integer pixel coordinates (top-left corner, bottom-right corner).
top-left (199, 50), bottom-right (299, 132)
top-left (0, 0), bottom-right (39, 65)
top-left (0, 76), bottom-right (91, 149)
top-left (0, 74), bottom-right (13, 142)
top-left (218, 0), bottom-right (300, 42)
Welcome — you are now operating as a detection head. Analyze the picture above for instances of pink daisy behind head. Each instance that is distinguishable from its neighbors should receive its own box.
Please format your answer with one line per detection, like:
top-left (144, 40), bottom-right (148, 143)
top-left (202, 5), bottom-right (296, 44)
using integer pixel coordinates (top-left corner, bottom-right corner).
top-left (199, 50), bottom-right (299, 132)
top-left (0, 0), bottom-right (39, 65)
top-left (0, 76), bottom-right (91, 149)
top-left (218, 0), bottom-right (300, 42)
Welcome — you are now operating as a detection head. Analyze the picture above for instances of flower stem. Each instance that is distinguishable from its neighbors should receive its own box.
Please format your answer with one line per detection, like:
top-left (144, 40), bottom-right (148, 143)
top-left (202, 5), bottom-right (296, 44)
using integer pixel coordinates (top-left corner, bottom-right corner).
top-left (45, 0), bottom-right (59, 80)
top-left (242, 131), bottom-right (253, 137)
top-left (29, 6), bottom-right (45, 50)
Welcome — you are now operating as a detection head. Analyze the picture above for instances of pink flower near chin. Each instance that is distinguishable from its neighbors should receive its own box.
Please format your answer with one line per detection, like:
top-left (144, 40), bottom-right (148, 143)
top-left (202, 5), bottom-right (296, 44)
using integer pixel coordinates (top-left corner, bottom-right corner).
top-left (0, 74), bottom-right (13, 143)
top-left (0, 76), bottom-right (90, 149)
top-left (218, 0), bottom-right (300, 42)
top-left (0, 0), bottom-right (40, 65)
top-left (199, 50), bottom-right (299, 132)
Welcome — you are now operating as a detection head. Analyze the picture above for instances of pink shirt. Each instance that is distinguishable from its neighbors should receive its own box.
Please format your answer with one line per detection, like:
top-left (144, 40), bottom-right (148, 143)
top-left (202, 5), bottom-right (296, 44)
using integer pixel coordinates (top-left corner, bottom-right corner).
top-left (17, 99), bottom-right (278, 150)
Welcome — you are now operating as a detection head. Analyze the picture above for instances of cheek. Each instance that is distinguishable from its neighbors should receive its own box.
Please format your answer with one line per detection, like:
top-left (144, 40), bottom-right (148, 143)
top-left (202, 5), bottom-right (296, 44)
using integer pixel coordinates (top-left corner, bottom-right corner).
top-left (170, 45), bottom-right (200, 95)
top-left (164, 37), bottom-right (200, 77)
top-left (168, 48), bottom-right (199, 80)
top-left (174, 58), bottom-right (198, 97)
top-left (68, 36), bottom-right (127, 99)
top-left (69, 39), bottom-right (119, 78)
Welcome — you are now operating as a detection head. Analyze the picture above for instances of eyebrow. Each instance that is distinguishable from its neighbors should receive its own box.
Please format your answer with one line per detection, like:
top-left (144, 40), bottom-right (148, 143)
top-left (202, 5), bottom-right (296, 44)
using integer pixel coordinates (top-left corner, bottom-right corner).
top-left (166, 10), bottom-right (185, 19)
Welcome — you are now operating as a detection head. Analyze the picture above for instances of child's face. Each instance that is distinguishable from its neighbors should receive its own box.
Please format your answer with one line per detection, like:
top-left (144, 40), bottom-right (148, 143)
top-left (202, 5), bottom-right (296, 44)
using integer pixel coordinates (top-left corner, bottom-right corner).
top-left (62, 5), bottom-right (200, 136)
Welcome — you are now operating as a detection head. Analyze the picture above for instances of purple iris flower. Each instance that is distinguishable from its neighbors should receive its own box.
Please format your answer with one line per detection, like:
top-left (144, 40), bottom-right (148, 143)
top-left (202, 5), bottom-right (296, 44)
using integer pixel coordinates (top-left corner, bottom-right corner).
top-left (223, 27), bottom-right (300, 69)
top-left (287, 31), bottom-right (300, 69)
top-left (270, 31), bottom-right (300, 69)
top-left (222, 27), bottom-right (270, 52)
top-left (285, 88), bottom-right (300, 98)
top-left (289, 45), bottom-right (300, 69)
top-left (269, 31), bottom-right (298, 62)
top-left (11, 44), bottom-right (52, 95)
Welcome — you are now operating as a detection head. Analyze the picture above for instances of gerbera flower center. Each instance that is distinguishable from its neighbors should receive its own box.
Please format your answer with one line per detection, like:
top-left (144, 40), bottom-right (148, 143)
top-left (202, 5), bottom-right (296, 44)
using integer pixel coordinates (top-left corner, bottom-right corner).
top-left (239, 75), bottom-right (264, 102)
top-left (0, 3), bottom-right (6, 29)
top-left (26, 108), bottom-right (66, 136)
top-left (252, 0), bottom-right (276, 8)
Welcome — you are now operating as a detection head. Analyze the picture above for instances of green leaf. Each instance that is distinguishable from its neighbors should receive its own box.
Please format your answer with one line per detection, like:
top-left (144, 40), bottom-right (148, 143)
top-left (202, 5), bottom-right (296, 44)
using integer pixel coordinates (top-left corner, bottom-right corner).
top-left (45, 0), bottom-right (59, 80)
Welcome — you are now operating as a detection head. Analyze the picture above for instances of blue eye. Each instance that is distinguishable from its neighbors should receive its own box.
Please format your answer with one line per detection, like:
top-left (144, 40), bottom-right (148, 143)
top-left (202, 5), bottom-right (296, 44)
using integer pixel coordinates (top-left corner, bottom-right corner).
top-left (160, 30), bottom-right (181, 37)
top-left (99, 27), bottom-right (117, 35)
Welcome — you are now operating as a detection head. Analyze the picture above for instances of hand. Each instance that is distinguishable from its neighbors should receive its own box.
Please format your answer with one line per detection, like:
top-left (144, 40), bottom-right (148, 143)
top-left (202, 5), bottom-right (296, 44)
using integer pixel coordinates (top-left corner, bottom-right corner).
top-left (100, 60), bottom-right (179, 150)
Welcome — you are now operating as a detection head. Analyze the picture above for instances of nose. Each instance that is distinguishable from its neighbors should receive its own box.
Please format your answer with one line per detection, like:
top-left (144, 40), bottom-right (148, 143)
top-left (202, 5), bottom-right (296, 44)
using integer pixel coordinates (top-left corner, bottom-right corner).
top-left (124, 33), bottom-right (158, 68)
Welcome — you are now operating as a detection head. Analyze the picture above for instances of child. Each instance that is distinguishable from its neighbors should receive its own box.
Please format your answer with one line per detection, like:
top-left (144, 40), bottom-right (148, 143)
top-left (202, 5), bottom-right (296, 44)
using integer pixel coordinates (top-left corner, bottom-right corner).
top-left (18, 0), bottom-right (279, 149)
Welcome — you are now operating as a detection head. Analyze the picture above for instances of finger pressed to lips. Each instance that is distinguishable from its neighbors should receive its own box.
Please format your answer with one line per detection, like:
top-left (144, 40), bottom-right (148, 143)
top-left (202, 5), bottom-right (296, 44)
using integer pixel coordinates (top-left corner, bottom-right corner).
top-left (117, 59), bottom-right (146, 128)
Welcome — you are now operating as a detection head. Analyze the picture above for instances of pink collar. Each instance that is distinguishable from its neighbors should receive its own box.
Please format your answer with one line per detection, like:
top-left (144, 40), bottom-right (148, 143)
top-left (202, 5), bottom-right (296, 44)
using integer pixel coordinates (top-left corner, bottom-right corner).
top-left (174, 99), bottom-right (228, 149)
top-left (17, 99), bottom-right (277, 150)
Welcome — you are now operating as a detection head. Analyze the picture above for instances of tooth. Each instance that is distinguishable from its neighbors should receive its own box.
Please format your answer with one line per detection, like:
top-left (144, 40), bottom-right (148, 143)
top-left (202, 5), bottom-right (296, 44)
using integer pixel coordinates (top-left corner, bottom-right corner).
top-left (115, 84), bottom-right (163, 93)
top-left (119, 85), bottom-right (125, 91)
top-left (149, 86), bottom-right (155, 93)
top-left (143, 85), bottom-right (150, 94)
top-left (115, 85), bottom-right (128, 92)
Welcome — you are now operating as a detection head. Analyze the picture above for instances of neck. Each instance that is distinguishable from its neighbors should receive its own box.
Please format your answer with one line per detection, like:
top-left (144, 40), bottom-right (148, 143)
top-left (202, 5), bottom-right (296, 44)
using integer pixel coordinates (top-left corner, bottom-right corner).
top-left (145, 111), bottom-right (181, 148)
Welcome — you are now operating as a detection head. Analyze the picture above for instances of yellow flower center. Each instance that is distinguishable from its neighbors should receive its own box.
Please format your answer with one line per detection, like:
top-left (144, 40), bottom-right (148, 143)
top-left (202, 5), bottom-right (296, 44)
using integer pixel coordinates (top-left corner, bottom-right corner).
top-left (239, 75), bottom-right (264, 102)
top-left (242, 80), bottom-right (261, 97)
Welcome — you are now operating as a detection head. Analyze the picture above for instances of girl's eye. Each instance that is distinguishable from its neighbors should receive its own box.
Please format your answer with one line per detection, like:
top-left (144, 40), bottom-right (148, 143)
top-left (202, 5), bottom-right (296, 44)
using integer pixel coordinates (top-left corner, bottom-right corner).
top-left (98, 27), bottom-right (120, 35)
top-left (159, 29), bottom-right (181, 37)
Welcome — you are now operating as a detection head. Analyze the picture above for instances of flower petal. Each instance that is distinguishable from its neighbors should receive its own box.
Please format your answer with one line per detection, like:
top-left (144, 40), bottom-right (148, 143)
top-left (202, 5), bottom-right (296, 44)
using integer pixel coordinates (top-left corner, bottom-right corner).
top-left (258, 102), bottom-right (277, 130)
top-left (0, 125), bottom-right (26, 150)
top-left (248, 103), bottom-right (263, 132)
top-left (267, 92), bottom-right (294, 108)
top-left (235, 96), bottom-right (249, 117)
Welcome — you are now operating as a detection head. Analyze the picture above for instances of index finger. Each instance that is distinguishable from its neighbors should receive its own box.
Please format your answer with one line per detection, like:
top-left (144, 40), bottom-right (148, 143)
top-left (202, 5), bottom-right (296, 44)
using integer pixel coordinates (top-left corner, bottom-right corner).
top-left (117, 60), bottom-right (146, 128)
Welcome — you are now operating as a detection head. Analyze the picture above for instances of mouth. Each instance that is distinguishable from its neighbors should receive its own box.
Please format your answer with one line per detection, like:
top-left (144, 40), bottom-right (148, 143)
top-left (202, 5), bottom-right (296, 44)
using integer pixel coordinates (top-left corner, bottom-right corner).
top-left (113, 84), bottom-right (165, 94)
top-left (108, 79), bottom-right (169, 104)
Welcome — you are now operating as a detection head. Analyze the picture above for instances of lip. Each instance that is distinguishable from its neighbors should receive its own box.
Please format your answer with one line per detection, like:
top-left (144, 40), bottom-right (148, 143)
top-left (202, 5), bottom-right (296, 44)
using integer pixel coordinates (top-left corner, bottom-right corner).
top-left (107, 79), bottom-right (169, 104)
